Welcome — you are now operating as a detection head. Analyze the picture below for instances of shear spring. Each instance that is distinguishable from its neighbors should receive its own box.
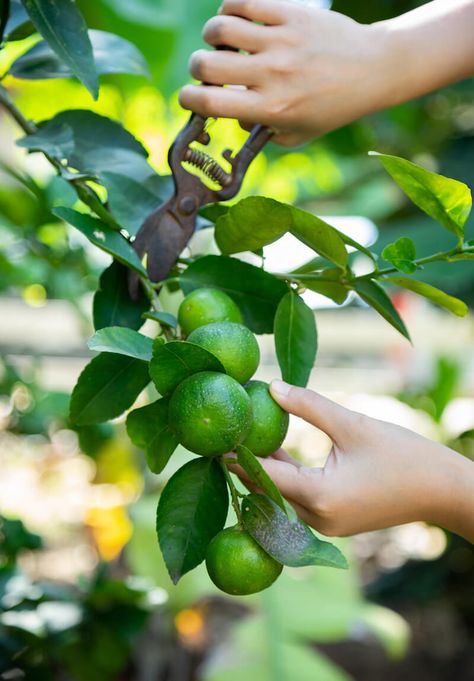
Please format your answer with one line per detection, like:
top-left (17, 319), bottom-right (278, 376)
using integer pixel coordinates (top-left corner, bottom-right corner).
top-left (183, 147), bottom-right (232, 187)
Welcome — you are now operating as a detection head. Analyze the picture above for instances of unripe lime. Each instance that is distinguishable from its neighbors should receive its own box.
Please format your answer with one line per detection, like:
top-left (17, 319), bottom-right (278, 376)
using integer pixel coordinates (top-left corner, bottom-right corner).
top-left (241, 381), bottom-right (289, 456)
top-left (178, 288), bottom-right (242, 336)
top-left (188, 321), bottom-right (260, 384)
top-left (168, 371), bottom-right (252, 457)
top-left (206, 526), bottom-right (283, 595)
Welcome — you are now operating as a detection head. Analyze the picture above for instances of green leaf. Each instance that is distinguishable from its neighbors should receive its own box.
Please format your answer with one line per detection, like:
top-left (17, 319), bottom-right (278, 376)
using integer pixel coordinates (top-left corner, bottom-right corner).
top-left (88, 327), bottom-right (153, 361)
top-left (126, 398), bottom-right (178, 474)
top-left (242, 494), bottom-right (347, 569)
top-left (301, 268), bottom-right (349, 304)
top-left (149, 340), bottom-right (225, 396)
top-left (16, 120), bottom-right (74, 159)
top-left (215, 197), bottom-right (289, 254)
top-left (336, 231), bottom-right (377, 263)
top-left (53, 207), bottom-right (147, 276)
top-left (235, 445), bottom-right (286, 513)
top-left (289, 208), bottom-right (348, 268)
top-left (353, 279), bottom-right (410, 340)
top-left (274, 292), bottom-right (317, 388)
top-left (386, 277), bottom-right (468, 317)
top-left (70, 353), bottom-right (150, 425)
top-left (214, 197), bottom-right (348, 268)
top-left (18, 110), bottom-right (155, 181)
top-left (156, 458), bottom-right (228, 583)
top-left (370, 152), bottom-right (472, 238)
top-left (143, 310), bottom-right (177, 329)
top-left (101, 172), bottom-right (162, 237)
top-left (180, 255), bottom-right (288, 334)
top-left (21, 0), bottom-right (99, 98)
top-left (10, 29), bottom-right (150, 80)
top-left (93, 261), bottom-right (149, 331)
top-left (382, 237), bottom-right (417, 274)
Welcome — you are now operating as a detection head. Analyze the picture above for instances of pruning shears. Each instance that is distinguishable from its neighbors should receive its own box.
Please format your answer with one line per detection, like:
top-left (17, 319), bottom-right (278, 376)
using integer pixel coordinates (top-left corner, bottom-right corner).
top-left (128, 111), bottom-right (273, 299)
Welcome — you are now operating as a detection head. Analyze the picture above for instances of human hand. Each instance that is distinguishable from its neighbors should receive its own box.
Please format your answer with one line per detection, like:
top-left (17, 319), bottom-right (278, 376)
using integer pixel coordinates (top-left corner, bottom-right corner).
top-left (179, 0), bottom-right (391, 146)
top-left (229, 380), bottom-right (474, 541)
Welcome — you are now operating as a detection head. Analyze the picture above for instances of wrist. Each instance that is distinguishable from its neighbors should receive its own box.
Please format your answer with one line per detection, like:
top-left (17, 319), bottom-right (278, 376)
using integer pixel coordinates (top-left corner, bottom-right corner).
top-left (425, 446), bottom-right (474, 542)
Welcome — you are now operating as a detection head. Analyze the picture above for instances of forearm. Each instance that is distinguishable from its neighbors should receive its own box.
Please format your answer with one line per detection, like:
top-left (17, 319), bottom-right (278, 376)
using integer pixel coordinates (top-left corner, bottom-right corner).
top-left (377, 0), bottom-right (474, 108)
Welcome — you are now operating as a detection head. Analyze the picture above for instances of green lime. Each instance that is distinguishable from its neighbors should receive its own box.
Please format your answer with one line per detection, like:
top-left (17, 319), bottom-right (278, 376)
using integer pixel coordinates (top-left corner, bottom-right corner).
top-left (178, 288), bottom-right (243, 337)
top-left (206, 526), bottom-right (283, 595)
top-left (241, 381), bottom-right (289, 457)
top-left (168, 371), bottom-right (252, 457)
top-left (187, 322), bottom-right (260, 384)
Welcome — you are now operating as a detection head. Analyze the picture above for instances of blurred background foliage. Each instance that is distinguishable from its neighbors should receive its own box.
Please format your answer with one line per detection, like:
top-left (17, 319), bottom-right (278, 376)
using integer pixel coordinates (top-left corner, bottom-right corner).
top-left (0, 0), bottom-right (473, 680)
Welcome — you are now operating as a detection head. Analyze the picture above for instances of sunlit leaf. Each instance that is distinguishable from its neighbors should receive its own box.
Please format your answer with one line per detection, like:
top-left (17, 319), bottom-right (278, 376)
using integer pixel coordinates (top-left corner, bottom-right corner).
top-left (386, 276), bottom-right (468, 317)
top-left (371, 152), bottom-right (472, 238)
top-left (382, 237), bottom-right (417, 274)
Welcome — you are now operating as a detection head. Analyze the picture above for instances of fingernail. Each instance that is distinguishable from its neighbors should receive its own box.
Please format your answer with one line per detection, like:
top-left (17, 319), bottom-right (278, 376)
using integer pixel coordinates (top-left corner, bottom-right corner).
top-left (217, 4), bottom-right (223, 14)
top-left (270, 379), bottom-right (291, 398)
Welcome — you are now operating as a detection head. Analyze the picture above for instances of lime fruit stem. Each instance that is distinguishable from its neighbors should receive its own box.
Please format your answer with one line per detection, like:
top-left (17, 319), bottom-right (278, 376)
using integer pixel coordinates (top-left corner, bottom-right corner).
top-left (220, 456), bottom-right (244, 528)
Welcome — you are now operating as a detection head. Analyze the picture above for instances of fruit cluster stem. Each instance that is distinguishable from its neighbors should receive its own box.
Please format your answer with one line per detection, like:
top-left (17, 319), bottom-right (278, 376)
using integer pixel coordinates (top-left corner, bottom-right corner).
top-left (220, 457), bottom-right (243, 528)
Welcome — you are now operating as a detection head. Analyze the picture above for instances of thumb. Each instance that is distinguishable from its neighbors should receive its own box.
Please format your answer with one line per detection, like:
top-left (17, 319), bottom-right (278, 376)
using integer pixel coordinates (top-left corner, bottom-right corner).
top-left (270, 379), bottom-right (355, 443)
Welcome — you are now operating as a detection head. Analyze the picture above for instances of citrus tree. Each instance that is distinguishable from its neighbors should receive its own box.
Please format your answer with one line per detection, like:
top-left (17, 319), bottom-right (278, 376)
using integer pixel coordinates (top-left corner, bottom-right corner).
top-left (1, 0), bottom-right (473, 596)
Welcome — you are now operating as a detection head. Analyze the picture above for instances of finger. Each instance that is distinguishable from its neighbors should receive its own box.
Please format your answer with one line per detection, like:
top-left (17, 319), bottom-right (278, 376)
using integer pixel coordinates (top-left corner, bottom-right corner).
top-left (203, 15), bottom-right (269, 52)
top-left (219, 0), bottom-right (288, 25)
top-left (270, 380), bottom-right (356, 443)
top-left (179, 84), bottom-right (261, 122)
top-left (229, 456), bottom-right (321, 508)
top-left (270, 448), bottom-right (302, 467)
top-left (286, 499), bottom-right (328, 534)
top-left (188, 49), bottom-right (258, 87)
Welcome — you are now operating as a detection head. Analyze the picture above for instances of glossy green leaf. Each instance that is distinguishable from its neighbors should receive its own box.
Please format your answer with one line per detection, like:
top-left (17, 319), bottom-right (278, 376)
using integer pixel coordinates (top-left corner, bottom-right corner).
top-left (370, 152), bottom-right (472, 238)
top-left (290, 208), bottom-right (348, 267)
top-left (143, 310), bottom-right (178, 329)
top-left (18, 110), bottom-right (155, 181)
top-left (353, 279), bottom-right (410, 340)
top-left (382, 237), bottom-right (417, 274)
top-left (126, 397), bottom-right (178, 474)
top-left (242, 494), bottom-right (347, 569)
top-left (235, 445), bottom-right (286, 513)
top-left (149, 340), bottom-right (225, 396)
top-left (215, 197), bottom-right (348, 267)
top-left (93, 261), bottom-right (149, 331)
top-left (21, 0), bottom-right (98, 98)
top-left (70, 353), bottom-right (150, 425)
top-left (101, 171), bottom-right (162, 237)
top-left (10, 29), bottom-right (150, 80)
top-left (274, 292), bottom-right (317, 388)
top-left (386, 277), bottom-right (468, 317)
top-left (336, 230), bottom-right (377, 263)
top-left (156, 458), bottom-right (228, 583)
top-left (180, 255), bottom-right (288, 334)
top-left (215, 197), bottom-right (289, 254)
top-left (88, 326), bottom-right (153, 361)
top-left (53, 207), bottom-right (147, 276)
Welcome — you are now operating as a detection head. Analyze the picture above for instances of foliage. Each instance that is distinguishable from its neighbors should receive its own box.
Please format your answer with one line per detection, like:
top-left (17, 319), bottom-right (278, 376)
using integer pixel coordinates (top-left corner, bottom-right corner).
top-left (0, 0), bottom-right (472, 600)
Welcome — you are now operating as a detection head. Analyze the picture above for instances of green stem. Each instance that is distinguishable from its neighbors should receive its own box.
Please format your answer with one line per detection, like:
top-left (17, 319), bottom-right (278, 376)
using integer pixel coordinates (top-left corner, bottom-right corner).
top-left (353, 246), bottom-right (462, 281)
top-left (141, 278), bottom-right (174, 340)
top-left (0, 83), bottom-right (37, 134)
top-left (220, 457), bottom-right (243, 528)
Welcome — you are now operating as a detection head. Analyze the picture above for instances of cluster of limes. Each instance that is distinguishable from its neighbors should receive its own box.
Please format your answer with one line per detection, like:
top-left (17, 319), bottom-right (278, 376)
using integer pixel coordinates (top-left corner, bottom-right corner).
top-left (167, 287), bottom-right (288, 595)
